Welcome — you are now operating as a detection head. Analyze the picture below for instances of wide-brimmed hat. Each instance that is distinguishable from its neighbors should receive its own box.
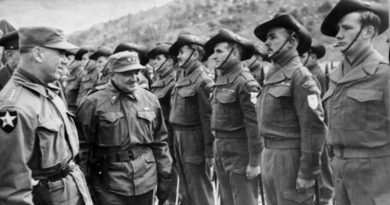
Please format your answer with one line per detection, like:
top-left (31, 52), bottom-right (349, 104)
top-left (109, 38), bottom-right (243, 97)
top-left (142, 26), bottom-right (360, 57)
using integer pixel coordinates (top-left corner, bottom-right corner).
top-left (18, 26), bottom-right (78, 50)
top-left (113, 42), bottom-right (148, 65)
top-left (89, 47), bottom-right (113, 60)
top-left (321, 0), bottom-right (389, 37)
top-left (169, 34), bottom-right (204, 58)
top-left (204, 28), bottom-right (254, 61)
top-left (0, 31), bottom-right (18, 50)
top-left (254, 13), bottom-right (312, 54)
top-left (308, 44), bottom-right (326, 59)
top-left (147, 43), bottom-right (172, 59)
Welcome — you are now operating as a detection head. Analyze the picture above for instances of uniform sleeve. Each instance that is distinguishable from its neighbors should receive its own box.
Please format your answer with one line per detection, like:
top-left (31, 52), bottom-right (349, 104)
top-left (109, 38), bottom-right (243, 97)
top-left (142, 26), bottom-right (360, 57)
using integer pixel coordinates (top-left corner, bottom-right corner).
top-left (150, 101), bottom-right (172, 174)
top-left (0, 107), bottom-right (36, 205)
top-left (75, 98), bottom-right (97, 178)
top-left (238, 79), bottom-right (262, 167)
top-left (197, 77), bottom-right (214, 158)
top-left (293, 73), bottom-right (327, 180)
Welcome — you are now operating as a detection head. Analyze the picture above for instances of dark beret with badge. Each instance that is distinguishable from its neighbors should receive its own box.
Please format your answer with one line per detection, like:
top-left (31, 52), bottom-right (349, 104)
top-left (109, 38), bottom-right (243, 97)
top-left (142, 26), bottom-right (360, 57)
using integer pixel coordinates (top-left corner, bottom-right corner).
top-left (308, 44), bottom-right (326, 59)
top-left (321, 0), bottom-right (389, 37)
top-left (113, 42), bottom-right (149, 65)
top-left (254, 13), bottom-right (312, 55)
top-left (18, 26), bottom-right (78, 51)
top-left (108, 51), bottom-right (146, 73)
top-left (169, 34), bottom-right (204, 58)
top-left (89, 46), bottom-right (113, 60)
top-left (0, 31), bottom-right (18, 50)
top-left (146, 43), bottom-right (172, 59)
top-left (204, 28), bottom-right (255, 61)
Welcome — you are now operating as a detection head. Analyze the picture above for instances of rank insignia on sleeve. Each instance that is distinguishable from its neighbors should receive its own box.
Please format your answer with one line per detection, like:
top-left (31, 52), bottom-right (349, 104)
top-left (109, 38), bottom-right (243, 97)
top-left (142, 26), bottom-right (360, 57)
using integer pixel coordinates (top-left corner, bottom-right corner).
top-left (307, 94), bottom-right (319, 109)
top-left (0, 110), bottom-right (18, 133)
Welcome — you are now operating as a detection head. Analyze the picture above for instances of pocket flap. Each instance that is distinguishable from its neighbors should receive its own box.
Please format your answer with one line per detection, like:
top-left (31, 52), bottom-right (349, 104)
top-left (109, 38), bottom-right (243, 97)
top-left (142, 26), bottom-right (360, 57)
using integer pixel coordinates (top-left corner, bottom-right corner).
top-left (282, 189), bottom-right (314, 203)
top-left (178, 87), bottom-right (196, 97)
top-left (347, 89), bottom-right (383, 102)
top-left (216, 92), bottom-right (236, 103)
top-left (99, 112), bottom-right (124, 123)
top-left (137, 111), bottom-right (155, 122)
top-left (38, 121), bottom-right (61, 132)
top-left (268, 86), bottom-right (291, 97)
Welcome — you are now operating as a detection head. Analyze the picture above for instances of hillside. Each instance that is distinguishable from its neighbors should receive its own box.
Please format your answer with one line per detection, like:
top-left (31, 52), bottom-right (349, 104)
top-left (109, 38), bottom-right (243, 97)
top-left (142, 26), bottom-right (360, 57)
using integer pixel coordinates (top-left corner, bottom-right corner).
top-left (68, 0), bottom-right (389, 62)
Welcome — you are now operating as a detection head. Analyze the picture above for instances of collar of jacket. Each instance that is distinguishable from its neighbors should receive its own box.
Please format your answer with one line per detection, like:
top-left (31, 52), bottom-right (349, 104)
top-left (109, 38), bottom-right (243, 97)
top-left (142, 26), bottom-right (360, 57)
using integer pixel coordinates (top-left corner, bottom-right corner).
top-left (176, 64), bottom-right (203, 87)
top-left (108, 81), bottom-right (139, 103)
top-left (215, 62), bottom-right (244, 86)
top-left (264, 55), bottom-right (302, 85)
top-left (183, 60), bottom-right (201, 76)
top-left (13, 68), bottom-right (49, 98)
top-left (329, 48), bottom-right (385, 85)
top-left (151, 71), bottom-right (175, 88)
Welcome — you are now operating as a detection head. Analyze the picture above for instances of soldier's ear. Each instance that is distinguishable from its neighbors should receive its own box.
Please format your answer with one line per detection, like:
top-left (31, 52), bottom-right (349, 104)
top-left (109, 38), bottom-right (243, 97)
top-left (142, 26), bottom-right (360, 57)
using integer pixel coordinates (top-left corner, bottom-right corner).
top-left (32, 47), bottom-right (44, 63)
top-left (363, 25), bottom-right (376, 39)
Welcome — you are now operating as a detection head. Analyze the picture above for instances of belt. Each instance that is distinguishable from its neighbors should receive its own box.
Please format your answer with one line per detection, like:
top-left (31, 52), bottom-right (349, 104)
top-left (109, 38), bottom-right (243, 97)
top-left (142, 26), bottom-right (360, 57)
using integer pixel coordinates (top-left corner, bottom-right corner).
top-left (173, 124), bottom-right (202, 131)
top-left (332, 144), bottom-right (390, 158)
top-left (94, 147), bottom-right (147, 162)
top-left (262, 138), bottom-right (301, 149)
top-left (33, 161), bottom-right (76, 182)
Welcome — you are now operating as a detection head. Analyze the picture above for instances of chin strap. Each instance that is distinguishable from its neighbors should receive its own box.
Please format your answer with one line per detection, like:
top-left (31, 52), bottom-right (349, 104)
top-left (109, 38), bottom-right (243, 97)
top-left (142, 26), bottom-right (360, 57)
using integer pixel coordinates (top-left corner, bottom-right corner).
top-left (217, 46), bottom-right (235, 70)
top-left (181, 49), bottom-right (195, 68)
top-left (268, 32), bottom-right (295, 59)
top-left (341, 26), bottom-right (363, 54)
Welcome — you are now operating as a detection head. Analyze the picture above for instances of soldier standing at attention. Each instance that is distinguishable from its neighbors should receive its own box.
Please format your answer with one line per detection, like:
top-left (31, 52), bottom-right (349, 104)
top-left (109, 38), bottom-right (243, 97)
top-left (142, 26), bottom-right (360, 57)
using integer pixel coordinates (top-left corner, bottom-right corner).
top-left (0, 31), bottom-right (20, 91)
top-left (0, 26), bottom-right (92, 205)
top-left (89, 46), bottom-right (112, 88)
top-left (148, 43), bottom-right (178, 205)
top-left (321, 0), bottom-right (390, 204)
top-left (204, 28), bottom-right (261, 205)
top-left (169, 34), bottom-right (215, 205)
top-left (254, 14), bottom-right (327, 205)
top-left (300, 44), bottom-right (327, 96)
top-left (76, 51), bottom-right (172, 205)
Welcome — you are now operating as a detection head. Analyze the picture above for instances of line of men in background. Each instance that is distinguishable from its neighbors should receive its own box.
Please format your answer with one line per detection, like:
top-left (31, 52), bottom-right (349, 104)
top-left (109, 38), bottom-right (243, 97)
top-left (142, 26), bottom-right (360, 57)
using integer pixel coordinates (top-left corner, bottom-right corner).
top-left (0, 0), bottom-right (389, 205)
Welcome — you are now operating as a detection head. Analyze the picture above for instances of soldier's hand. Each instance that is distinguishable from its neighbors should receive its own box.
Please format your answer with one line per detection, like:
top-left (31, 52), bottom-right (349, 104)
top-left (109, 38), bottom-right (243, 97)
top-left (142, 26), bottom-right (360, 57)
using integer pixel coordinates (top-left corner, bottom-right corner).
top-left (296, 177), bottom-right (315, 193)
top-left (246, 165), bottom-right (260, 180)
top-left (157, 172), bottom-right (172, 204)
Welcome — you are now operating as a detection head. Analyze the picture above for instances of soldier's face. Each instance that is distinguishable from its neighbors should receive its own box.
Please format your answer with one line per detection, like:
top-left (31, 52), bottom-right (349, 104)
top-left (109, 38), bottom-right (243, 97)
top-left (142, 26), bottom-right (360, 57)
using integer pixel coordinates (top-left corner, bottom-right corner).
top-left (336, 12), bottom-right (365, 54)
top-left (96, 56), bottom-right (108, 72)
top-left (152, 54), bottom-right (167, 72)
top-left (112, 70), bottom-right (140, 92)
top-left (213, 42), bottom-right (235, 69)
top-left (265, 28), bottom-right (290, 58)
top-left (80, 53), bottom-right (90, 69)
top-left (177, 45), bottom-right (193, 67)
top-left (39, 47), bottom-right (68, 83)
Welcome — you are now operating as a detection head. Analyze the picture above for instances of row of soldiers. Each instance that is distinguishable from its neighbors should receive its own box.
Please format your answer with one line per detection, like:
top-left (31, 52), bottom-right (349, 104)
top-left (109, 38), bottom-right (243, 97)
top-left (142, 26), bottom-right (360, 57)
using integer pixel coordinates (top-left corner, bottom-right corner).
top-left (0, 0), bottom-right (389, 205)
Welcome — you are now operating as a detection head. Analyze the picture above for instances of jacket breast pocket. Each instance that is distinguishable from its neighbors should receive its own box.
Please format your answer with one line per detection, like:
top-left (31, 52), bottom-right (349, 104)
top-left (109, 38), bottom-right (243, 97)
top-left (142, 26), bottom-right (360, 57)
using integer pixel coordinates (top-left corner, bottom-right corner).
top-left (135, 111), bottom-right (156, 142)
top-left (267, 86), bottom-right (297, 127)
top-left (214, 91), bottom-right (239, 122)
top-left (98, 112), bottom-right (124, 146)
top-left (177, 86), bottom-right (199, 117)
top-left (37, 120), bottom-right (67, 168)
top-left (343, 89), bottom-right (384, 130)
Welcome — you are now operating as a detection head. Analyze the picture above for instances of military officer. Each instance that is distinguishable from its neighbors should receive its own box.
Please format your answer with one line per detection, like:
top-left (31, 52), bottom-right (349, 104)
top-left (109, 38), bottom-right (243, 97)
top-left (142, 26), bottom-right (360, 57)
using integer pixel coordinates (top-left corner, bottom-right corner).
top-left (300, 44), bottom-right (327, 96)
top-left (64, 47), bottom-right (88, 114)
top-left (0, 26), bottom-right (92, 205)
top-left (168, 34), bottom-right (215, 205)
top-left (321, 0), bottom-right (390, 204)
top-left (254, 14), bottom-right (327, 205)
top-left (204, 28), bottom-right (261, 205)
top-left (114, 42), bottom-right (151, 89)
top-left (147, 43), bottom-right (178, 205)
top-left (76, 51), bottom-right (172, 205)
top-left (0, 31), bottom-right (19, 91)
top-left (89, 46), bottom-right (112, 88)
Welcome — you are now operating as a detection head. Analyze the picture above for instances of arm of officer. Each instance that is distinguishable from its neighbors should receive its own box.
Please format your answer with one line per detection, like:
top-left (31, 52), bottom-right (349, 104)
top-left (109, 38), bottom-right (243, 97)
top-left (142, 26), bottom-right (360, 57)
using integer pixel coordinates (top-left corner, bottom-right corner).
top-left (75, 98), bottom-right (97, 178)
top-left (293, 73), bottom-right (327, 181)
top-left (238, 80), bottom-right (262, 176)
top-left (197, 77), bottom-right (214, 159)
top-left (0, 107), bottom-right (36, 205)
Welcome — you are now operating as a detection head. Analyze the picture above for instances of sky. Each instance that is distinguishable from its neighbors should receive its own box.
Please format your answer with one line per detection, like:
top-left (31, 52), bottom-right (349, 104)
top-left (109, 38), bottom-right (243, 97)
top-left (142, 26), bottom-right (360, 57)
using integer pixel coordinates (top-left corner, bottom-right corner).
top-left (0, 0), bottom-right (172, 34)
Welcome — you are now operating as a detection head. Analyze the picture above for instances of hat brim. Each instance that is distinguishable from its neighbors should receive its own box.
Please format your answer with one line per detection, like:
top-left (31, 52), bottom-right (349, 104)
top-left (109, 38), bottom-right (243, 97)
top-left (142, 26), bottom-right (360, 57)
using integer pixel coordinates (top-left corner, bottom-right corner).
top-left (310, 45), bottom-right (326, 59)
top-left (321, 0), bottom-right (389, 37)
top-left (254, 14), bottom-right (311, 55)
top-left (113, 64), bottom-right (145, 73)
top-left (45, 40), bottom-right (78, 51)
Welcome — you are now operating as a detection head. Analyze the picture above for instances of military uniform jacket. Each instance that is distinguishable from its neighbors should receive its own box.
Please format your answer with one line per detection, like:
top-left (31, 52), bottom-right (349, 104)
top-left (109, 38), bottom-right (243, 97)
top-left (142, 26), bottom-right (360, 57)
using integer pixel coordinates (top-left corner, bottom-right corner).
top-left (256, 56), bottom-right (327, 179)
top-left (323, 49), bottom-right (390, 157)
top-left (308, 63), bottom-right (326, 97)
top-left (211, 63), bottom-right (261, 169)
top-left (76, 68), bottom-right (99, 106)
top-left (248, 60), bottom-right (264, 86)
top-left (151, 70), bottom-right (176, 121)
top-left (0, 63), bottom-right (14, 91)
top-left (169, 62), bottom-right (214, 157)
top-left (0, 69), bottom-right (91, 205)
top-left (64, 62), bottom-right (84, 112)
top-left (76, 83), bottom-right (172, 196)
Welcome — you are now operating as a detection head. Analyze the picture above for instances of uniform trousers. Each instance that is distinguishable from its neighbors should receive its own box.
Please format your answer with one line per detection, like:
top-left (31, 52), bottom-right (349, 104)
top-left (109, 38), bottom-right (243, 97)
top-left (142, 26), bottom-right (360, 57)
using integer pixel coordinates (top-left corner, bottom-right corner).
top-left (332, 154), bottom-right (390, 205)
top-left (173, 126), bottom-right (214, 205)
top-left (93, 183), bottom-right (154, 205)
top-left (261, 148), bottom-right (315, 205)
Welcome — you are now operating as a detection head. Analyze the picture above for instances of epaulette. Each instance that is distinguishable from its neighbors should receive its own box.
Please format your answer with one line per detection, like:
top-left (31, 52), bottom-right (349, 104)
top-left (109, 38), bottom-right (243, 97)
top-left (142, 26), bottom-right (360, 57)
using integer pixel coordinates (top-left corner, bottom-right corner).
top-left (2, 86), bottom-right (22, 103)
top-left (86, 85), bottom-right (106, 96)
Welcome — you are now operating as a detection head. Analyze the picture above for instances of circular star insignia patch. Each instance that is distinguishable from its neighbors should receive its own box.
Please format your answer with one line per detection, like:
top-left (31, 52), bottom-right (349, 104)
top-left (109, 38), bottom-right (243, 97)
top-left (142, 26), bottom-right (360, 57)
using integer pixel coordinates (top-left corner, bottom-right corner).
top-left (0, 110), bottom-right (18, 133)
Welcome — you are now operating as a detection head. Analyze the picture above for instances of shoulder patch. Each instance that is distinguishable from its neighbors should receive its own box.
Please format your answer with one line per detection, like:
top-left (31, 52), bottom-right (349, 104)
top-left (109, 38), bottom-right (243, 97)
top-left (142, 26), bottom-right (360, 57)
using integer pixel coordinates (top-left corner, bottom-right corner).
top-left (0, 110), bottom-right (18, 133)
